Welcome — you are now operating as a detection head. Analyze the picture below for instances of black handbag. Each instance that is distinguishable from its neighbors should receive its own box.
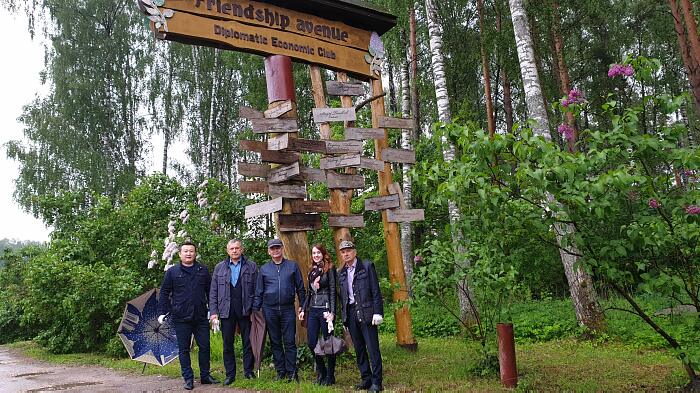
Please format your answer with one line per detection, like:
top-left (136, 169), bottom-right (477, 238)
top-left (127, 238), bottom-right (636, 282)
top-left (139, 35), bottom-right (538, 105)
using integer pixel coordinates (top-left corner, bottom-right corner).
top-left (314, 334), bottom-right (348, 356)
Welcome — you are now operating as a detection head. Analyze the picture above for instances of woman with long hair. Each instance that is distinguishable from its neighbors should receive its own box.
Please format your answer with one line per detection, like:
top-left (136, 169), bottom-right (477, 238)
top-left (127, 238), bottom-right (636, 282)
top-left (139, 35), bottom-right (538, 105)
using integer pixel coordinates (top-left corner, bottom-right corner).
top-left (299, 243), bottom-right (337, 385)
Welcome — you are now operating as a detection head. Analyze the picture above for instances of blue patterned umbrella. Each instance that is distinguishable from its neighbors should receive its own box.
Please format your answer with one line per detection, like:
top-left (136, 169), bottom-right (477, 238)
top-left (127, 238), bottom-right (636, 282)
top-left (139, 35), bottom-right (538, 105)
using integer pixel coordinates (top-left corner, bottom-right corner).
top-left (117, 288), bottom-right (178, 366)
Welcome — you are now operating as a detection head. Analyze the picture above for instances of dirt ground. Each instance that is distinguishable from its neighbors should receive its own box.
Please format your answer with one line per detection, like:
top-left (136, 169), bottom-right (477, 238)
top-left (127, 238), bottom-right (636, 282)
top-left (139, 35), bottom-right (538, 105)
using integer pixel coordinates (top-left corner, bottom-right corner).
top-left (0, 348), bottom-right (238, 392)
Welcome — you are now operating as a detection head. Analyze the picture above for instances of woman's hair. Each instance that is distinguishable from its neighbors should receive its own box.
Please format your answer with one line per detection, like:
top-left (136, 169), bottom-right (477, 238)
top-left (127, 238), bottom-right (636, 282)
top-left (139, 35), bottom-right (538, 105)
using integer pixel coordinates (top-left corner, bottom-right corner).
top-left (311, 243), bottom-right (333, 273)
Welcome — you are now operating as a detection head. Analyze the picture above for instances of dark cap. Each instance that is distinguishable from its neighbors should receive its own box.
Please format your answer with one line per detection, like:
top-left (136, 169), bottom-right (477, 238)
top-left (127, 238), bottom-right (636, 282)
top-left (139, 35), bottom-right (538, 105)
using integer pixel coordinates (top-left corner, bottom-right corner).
top-left (267, 238), bottom-right (283, 248)
top-left (338, 240), bottom-right (355, 250)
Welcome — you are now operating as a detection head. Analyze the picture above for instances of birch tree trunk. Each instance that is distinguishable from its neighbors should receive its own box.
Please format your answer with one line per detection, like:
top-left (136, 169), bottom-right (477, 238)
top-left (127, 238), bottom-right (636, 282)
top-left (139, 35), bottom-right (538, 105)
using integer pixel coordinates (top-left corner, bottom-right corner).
top-left (409, 4), bottom-right (421, 140)
top-left (400, 53), bottom-right (414, 290)
top-left (426, 0), bottom-right (478, 324)
top-left (509, 0), bottom-right (605, 331)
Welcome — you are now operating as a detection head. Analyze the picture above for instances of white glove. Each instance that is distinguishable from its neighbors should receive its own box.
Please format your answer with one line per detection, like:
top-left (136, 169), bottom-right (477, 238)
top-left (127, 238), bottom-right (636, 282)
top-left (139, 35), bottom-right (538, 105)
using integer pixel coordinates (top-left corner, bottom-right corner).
top-left (371, 314), bottom-right (383, 326)
top-left (157, 315), bottom-right (166, 324)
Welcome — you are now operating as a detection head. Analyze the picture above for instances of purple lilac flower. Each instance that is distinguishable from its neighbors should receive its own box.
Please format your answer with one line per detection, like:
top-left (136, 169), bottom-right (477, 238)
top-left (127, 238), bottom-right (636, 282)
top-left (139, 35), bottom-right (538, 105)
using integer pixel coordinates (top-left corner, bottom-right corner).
top-left (558, 123), bottom-right (575, 142)
top-left (560, 89), bottom-right (586, 107)
top-left (608, 64), bottom-right (635, 78)
top-left (686, 205), bottom-right (700, 215)
top-left (648, 199), bottom-right (660, 209)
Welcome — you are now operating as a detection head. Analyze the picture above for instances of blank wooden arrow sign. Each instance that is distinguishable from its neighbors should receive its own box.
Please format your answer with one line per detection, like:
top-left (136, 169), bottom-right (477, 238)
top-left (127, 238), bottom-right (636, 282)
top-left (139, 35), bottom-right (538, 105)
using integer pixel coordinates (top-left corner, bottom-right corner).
top-left (359, 157), bottom-right (385, 172)
top-left (245, 197), bottom-right (283, 219)
top-left (313, 108), bottom-right (356, 123)
top-left (264, 100), bottom-right (293, 119)
top-left (328, 214), bottom-right (365, 228)
top-left (279, 213), bottom-right (322, 232)
top-left (326, 81), bottom-right (364, 96)
top-left (239, 140), bottom-right (266, 153)
top-left (381, 148), bottom-right (416, 164)
top-left (327, 171), bottom-right (365, 189)
top-left (260, 150), bottom-right (300, 164)
top-left (290, 200), bottom-right (331, 214)
top-left (387, 209), bottom-right (425, 222)
top-left (378, 116), bottom-right (414, 129)
top-left (344, 127), bottom-right (385, 140)
top-left (239, 106), bottom-right (264, 119)
top-left (238, 162), bottom-right (270, 178)
top-left (251, 118), bottom-right (298, 133)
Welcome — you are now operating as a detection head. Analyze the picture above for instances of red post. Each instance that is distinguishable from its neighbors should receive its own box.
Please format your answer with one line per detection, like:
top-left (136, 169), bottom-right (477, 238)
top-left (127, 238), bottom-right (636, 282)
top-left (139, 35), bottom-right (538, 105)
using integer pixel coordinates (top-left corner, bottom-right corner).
top-left (497, 323), bottom-right (518, 388)
top-left (265, 55), bottom-right (296, 104)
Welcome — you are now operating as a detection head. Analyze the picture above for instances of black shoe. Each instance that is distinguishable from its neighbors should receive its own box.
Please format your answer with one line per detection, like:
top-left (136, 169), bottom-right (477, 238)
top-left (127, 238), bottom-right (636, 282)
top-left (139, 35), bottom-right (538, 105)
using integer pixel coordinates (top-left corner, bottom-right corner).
top-left (223, 377), bottom-right (235, 386)
top-left (324, 374), bottom-right (336, 386)
top-left (201, 375), bottom-right (219, 384)
top-left (286, 372), bottom-right (299, 383)
top-left (355, 380), bottom-right (372, 390)
top-left (183, 379), bottom-right (194, 390)
top-left (244, 373), bottom-right (256, 379)
top-left (368, 384), bottom-right (383, 392)
top-left (273, 373), bottom-right (286, 382)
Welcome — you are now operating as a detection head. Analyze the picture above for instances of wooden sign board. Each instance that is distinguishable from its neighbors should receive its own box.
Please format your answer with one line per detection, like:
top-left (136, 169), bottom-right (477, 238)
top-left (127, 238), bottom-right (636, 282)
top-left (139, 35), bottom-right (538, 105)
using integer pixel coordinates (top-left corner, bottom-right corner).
top-left (344, 127), bottom-right (385, 140)
top-left (268, 133), bottom-right (291, 151)
top-left (326, 81), bottom-right (364, 96)
top-left (359, 157), bottom-right (385, 172)
top-left (245, 197), bottom-right (283, 219)
top-left (326, 140), bottom-right (363, 154)
top-left (290, 199), bottom-right (331, 214)
top-left (279, 213), bottom-right (322, 232)
top-left (381, 148), bottom-right (416, 164)
top-left (269, 183), bottom-right (307, 199)
top-left (238, 162), bottom-right (270, 178)
top-left (239, 106), bottom-right (264, 119)
top-left (328, 214), bottom-right (365, 228)
top-left (313, 107), bottom-right (356, 123)
top-left (251, 118), bottom-right (298, 133)
top-left (290, 138), bottom-right (327, 154)
top-left (327, 171), bottom-right (365, 189)
top-left (299, 167), bottom-right (327, 183)
top-left (239, 180), bottom-right (268, 194)
top-left (378, 116), bottom-right (414, 129)
top-left (387, 181), bottom-right (407, 209)
top-left (264, 100), bottom-right (293, 119)
top-left (387, 209), bottom-right (425, 223)
top-left (240, 140), bottom-right (266, 153)
top-left (364, 194), bottom-right (400, 211)
top-left (260, 149), bottom-right (300, 164)
top-left (320, 153), bottom-right (361, 170)
top-left (268, 162), bottom-right (301, 183)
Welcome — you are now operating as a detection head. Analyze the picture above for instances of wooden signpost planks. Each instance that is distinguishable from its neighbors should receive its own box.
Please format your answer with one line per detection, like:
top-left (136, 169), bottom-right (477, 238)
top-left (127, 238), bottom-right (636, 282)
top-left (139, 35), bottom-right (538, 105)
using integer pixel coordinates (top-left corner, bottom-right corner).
top-left (319, 153), bottom-right (361, 170)
top-left (378, 116), bottom-right (414, 129)
top-left (279, 213), bottom-right (322, 232)
top-left (290, 199), bottom-right (331, 214)
top-left (312, 107), bottom-right (356, 123)
top-left (239, 180), bottom-right (268, 194)
top-left (359, 157), bottom-right (385, 171)
top-left (240, 140), bottom-right (266, 153)
top-left (264, 100), bottom-right (293, 118)
top-left (326, 81), bottom-right (364, 96)
top-left (381, 148), bottom-right (416, 164)
top-left (239, 106), bottom-right (264, 119)
top-left (269, 183), bottom-right (307, 199)
top-left (299, 167), bottom-right (327, 183)
top-left (245, 197), bottom-right (283, 219)
top-left (387, 209), bottom-right (425, 222)
top-left (289, 138), bottom-right (327, 154)
top-left (364, 194), bottom-right (401, 211)
top-left (326, 140), bottom-right (363, 154)
top-left (250, 117), bottom-right (298, 133)
top-left (268, 133), bottom-right (290, 151)
top-left (238, 162), bottom-right (270, 178)
top-left (328, 214), bottom-right (365, 228)
top-left (344, 127), bottom-right (385, 140)
top-left (268, 162), bottom-right (300, 183)
top-left (260, 149), bottom-right (300, 164)
top-left (327, 171), bottom-right (364, 189)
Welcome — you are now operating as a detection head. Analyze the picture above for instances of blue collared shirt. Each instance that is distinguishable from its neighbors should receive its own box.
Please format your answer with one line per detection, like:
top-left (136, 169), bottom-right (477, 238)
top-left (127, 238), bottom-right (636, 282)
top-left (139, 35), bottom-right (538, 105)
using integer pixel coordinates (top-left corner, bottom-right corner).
top-left (229, 258), bottom-right (242, 287)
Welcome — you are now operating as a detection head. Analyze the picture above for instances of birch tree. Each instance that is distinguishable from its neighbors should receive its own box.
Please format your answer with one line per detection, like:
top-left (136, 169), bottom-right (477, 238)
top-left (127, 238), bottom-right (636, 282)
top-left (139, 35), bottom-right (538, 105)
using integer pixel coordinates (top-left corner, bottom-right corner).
top-left (400, 51), bottom-right (414, 288)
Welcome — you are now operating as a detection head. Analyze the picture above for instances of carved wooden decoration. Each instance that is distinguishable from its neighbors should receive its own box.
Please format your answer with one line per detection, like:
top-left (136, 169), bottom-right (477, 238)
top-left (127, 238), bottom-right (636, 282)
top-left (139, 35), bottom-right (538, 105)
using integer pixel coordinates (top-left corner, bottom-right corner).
top-left (268, 162), bottom-right (301, 183)
top-left (326, 81), bottom-right (364, 96)
top-left (326, 140), bottom-right (363, 154)
top-left (290, 200), bottom-right (331, 214)
top-left (279, 213), bottom-right (322, 232)
top-left (378, 116), bottom-right (414, 129)
top-left (359, 157), bottom-right (385, 172)
top-left (239, 140), bottom-right (266, 153)
top-left (264, 100), bottom-right (293, 119)
top-left (381, 148), bottom-right (416, 164)
top-left (299, 167), bottom-right (327, 183)
top-left (344, 127), bottom-right (385, 140)
top-left (260, 150), bottom-right (300, 164)
top-left (250, 118), bottom-right (298, 133)
top-left (319, 153), bottom-right (361, 170)
top-left (313, 107), bottom-right (357, 123)
top-left (327, 171), bottom-right (365, 189)
top-left (245, 197), bottom-right (283, 219)
top-left (387, 209), bottom-right (425, 223)
top-left (364, 194), bottom-right (401, 211)
top-left (328, 214), bottom-right (365, 228)
top-left (239, 106), bottom-right (264, 119)
top-left (238, 162), bottom-right (270, 178)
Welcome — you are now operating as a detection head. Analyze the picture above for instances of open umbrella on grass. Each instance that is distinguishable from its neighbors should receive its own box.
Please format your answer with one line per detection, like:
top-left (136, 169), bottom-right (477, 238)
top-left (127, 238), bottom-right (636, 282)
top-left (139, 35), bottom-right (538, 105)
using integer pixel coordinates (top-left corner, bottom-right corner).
top-left (117, 288), bottom-right (178, 367)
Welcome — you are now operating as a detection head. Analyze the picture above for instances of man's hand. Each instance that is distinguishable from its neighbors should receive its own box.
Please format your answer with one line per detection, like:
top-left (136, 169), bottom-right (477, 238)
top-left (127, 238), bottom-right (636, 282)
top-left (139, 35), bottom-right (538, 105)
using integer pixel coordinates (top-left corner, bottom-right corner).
top-left (210, 315), bottom-right (220, 333)
top-left (323, 311), bottom-right (334, 322)
top-left (371, 314), bottom-right (383, 326)
top-left (157, 315), bottom-right (167, 324)
top-left (298, 310), bottom-right (305, 321)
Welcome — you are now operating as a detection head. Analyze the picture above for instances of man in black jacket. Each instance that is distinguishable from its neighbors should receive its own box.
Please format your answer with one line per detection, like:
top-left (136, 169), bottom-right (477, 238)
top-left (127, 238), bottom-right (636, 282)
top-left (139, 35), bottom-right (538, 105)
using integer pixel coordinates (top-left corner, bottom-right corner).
top-left (252, 238), bottom-right (305, 382)
top-left (337, 240), bottom-right (384, 392)
top-left (209, 239), bottom-right (258, 385)
top-left (158, 241), bottom-right (218, 390)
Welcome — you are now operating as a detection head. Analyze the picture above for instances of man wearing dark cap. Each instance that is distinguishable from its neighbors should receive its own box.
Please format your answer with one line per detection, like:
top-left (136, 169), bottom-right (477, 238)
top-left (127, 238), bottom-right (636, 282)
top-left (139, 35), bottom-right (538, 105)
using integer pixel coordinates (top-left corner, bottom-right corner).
top-left (337, 240), bottom-right (384, 392)
top-left (252, 239), bottom-right (306, 382)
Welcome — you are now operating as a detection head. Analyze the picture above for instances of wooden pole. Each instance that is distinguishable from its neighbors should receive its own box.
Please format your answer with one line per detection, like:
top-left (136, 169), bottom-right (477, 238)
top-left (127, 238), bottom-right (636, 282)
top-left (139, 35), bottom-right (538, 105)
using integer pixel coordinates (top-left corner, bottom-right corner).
top-left (371, 78), bottom-right (417, 351)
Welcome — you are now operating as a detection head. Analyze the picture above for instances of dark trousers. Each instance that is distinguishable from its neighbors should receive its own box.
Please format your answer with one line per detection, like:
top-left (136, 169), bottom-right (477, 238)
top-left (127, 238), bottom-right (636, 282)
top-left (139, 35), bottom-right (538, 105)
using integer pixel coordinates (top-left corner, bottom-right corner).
top-left (221, 312), bottom-right (253, 378)
top-left (263, 306), bottom-right (297, 376)
top-left (346, 304), bottom-right (382, 386)
top-left (174, 319), bottom-right (211, 381)
top-left (307, 307), bottom-right (335, 378)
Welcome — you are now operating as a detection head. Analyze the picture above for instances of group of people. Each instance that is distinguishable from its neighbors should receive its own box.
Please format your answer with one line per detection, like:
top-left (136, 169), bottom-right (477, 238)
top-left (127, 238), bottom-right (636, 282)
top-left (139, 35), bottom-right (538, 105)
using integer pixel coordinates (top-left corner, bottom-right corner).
top-left (157, 238), bottom-right (384, 392)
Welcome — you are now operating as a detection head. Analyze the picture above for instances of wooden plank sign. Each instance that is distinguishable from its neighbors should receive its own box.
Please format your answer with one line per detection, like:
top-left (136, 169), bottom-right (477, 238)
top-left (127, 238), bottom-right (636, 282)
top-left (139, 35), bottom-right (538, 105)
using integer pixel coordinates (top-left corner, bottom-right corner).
top-left (378, 116), bottom-right (414, 129)
top-left (326, 140), bottom-right (363, 154)
top-left (299, 167), bottom-right (327, 183)
top-left (268, 162), bottom-right (301, 183)
top-left (239, 180), bottom-right (268, 194)
top-left (290, 200), bottom-right (331, 214)
top-left (239, 106), bottom-right (264, 119)
top-left (327, 171), bottom-right (365, 189)
top-left (387, 182), bottom-right (407, 209)
top-left (344, 127), bottom-right (385, 140)
top-left (245, 197), bottom-right (283, 219)
top-left (387, 209), bottom-right (425, 223)
top-left (260, 149), bottom-right (300, 164)
top-left (381, 148), bottom-right (416, 164)
top-left (269, 183), bottom-right (307, 199)
top-left (279, 214), bottom-right (322, 232)
top-left (268, 133), bottom-right (291, 151)
top-left (238, 162), bottom-right (270, 178)
top-left (359, 157), bottom-right (385, 172)
top-left (313, 107), bottom-right (356, 123)
top-left (240, 140), bottom-right (266, 153)
top-left (264, 100), bottom-right (293, 119)
top-left (251, 118), bottom-right (298, 133)
top-left (326, 81), bottom-right (364, 96)
top-left (364, 194), bottom-right (400, 211)
top-left (328, 214), bottom-right (365, 228)
top-left (289, 138), bottom-right (327, 154)
top-left (319, 153), bottom-right (361, 170)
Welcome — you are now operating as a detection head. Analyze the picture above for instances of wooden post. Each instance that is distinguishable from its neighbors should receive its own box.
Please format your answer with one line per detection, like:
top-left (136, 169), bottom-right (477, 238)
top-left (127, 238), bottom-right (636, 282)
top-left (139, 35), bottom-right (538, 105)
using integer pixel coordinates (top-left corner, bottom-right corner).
top-left (371, 78), bottom-right (418, 351)
top-left (265, 55), bottom-right (309, 344)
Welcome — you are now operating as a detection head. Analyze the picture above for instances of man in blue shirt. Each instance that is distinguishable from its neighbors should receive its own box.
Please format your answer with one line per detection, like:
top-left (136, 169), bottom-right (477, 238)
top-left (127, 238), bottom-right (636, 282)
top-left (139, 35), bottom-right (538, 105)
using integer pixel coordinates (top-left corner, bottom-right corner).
top-left (209, 239), bottom-right (258, 385)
